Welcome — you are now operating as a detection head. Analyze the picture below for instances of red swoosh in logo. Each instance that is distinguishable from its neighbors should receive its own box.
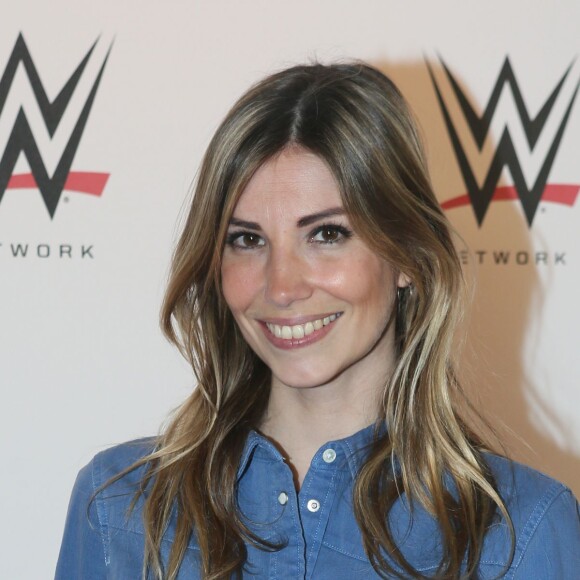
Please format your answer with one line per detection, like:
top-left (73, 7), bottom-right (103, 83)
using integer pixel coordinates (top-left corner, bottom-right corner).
top-left (6, 171), bottom-right (109, 196)
top-left (441, 184), bottom-right (580, 211)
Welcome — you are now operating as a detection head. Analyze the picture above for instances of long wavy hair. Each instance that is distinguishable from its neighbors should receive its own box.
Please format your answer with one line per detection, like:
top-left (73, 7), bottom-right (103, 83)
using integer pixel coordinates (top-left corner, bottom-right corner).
top-left (121, 62), bottom-right (513, 579)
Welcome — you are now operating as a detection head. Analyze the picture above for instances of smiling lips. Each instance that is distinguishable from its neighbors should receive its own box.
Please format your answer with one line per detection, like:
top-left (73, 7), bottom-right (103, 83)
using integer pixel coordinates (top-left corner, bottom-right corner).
top-left (261, 313), bottom-right (342, 349)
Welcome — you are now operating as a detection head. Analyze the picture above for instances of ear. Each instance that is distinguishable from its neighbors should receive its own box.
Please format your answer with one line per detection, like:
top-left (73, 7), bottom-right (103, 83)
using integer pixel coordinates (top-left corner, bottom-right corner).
top-left (397, 271), bottom-right (412, 288)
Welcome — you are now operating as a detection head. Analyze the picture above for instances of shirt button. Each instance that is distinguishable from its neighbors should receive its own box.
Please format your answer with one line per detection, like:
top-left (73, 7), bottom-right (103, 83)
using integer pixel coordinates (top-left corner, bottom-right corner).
top-left (307, 499), bottom-right (320, 512)
top-left (322, 448), bottom-right (336, 463)
top-left (278, 492), bottom-right (289, 506)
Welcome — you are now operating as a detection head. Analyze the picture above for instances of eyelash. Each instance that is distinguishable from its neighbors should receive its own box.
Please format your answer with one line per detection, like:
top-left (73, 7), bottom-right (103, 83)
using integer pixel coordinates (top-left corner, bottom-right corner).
top-left (310, 223), bottom-right (353, 244)
top-left (225, 231), bottom-right (264, 250)
top-left (225, 223), bottom-right (353, 250)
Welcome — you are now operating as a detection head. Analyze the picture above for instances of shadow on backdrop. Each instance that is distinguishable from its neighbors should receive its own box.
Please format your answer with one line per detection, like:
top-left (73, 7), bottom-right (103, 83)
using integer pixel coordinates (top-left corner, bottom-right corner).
top-left (372, 57), bottom-right (580, 496)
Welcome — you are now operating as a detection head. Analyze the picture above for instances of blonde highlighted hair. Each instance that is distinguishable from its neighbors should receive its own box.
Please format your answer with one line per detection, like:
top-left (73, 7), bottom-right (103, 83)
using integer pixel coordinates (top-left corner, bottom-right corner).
top-left (115, 62), bottom-right (513, 579)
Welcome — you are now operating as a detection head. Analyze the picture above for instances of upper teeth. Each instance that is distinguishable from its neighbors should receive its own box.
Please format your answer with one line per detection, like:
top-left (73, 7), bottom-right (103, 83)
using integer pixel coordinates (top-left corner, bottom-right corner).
top-left (266, 313), bottom-right (340, 340)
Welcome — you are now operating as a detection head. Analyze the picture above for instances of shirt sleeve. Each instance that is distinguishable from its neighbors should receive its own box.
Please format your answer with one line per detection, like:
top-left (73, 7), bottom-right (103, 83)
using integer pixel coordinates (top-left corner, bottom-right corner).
top-left (511, 487), bottom-right (580, 579)
top-left (54, 459), bottom-right (108, 580)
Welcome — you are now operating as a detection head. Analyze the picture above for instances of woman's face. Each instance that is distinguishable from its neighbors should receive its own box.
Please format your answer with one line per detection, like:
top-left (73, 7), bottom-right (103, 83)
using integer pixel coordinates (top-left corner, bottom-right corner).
top-left (221, 148), bottom-right (408, 391)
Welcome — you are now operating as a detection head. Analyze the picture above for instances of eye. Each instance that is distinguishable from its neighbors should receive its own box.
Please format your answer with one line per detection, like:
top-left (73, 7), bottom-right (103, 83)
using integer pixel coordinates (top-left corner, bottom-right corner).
top-left (310, 224), bottom-right (352, 244)
top-left (226, 231), bottom-right (265, 249)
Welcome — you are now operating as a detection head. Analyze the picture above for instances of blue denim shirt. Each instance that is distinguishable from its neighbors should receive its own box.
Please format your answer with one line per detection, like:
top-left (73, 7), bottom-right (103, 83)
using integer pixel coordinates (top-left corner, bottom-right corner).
top-left (56, 425), bottom-right (580, 579)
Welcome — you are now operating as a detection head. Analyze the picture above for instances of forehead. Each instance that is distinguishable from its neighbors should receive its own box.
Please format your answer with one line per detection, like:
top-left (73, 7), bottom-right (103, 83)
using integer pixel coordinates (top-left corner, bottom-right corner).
top-left (233, 148), bottom-right (342, 218)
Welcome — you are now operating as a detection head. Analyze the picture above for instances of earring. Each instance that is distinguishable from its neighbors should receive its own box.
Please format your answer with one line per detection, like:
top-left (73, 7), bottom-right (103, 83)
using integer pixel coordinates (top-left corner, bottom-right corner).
top-left (397, 286), bottom-right (405, 302)
top-left (397, 285), bottom-right (414, 301)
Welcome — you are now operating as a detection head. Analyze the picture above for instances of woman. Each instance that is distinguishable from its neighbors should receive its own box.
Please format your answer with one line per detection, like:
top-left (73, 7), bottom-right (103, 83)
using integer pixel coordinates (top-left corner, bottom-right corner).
top-left (56, 63), bottom-right (580, 579)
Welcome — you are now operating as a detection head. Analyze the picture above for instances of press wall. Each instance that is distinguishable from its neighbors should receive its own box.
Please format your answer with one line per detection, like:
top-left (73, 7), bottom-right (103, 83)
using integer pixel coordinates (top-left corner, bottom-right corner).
top-left (0, 2), bottom-right (578, 577)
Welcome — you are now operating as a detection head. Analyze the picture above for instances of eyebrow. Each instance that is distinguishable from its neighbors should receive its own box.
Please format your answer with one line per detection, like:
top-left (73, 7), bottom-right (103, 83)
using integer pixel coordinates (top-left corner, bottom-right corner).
top-left (229, 207), bottom-right (346, 230)
top-left (228, 218), bottom-right (261, 230)
top-left (297, 207), bottom-right (346, 227)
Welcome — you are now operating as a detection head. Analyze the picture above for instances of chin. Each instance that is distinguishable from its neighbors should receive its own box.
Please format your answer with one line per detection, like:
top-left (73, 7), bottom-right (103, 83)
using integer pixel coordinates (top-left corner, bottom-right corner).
top-left (271, 363), bottom-right (342, 390)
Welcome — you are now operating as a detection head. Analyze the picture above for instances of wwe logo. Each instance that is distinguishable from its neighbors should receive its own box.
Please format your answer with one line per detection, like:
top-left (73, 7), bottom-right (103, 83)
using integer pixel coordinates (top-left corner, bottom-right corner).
top-left (428, 57), bottom-right (580, 226)
top-left (0, 34), bottom-right (112, 218)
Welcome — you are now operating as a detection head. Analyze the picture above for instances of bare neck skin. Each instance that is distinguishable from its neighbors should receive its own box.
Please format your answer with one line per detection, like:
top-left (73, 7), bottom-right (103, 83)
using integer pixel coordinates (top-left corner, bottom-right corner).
top-left (259, 345), bottom-right (393, 491)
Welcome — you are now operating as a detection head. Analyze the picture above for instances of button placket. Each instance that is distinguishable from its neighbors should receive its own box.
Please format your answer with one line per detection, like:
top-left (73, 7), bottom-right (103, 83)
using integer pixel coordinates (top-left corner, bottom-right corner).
top-left (298, 450), bottom-right (344, 580)
top-left (265, 459), bottom-right (304, 579)
top-left (306, 499), bottom-right (320, 512)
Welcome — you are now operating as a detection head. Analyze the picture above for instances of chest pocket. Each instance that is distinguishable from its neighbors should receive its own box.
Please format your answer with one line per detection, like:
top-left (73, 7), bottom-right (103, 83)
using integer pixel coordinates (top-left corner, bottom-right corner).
top-left (319, 489), bottom-right (444, 577)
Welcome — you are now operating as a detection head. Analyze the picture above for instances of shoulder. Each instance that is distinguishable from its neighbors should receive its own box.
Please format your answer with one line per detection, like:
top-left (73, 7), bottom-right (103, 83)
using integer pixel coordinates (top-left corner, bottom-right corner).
top-left (56, 438), bottom-right (158, 579)
top-left (72, 437), bottom-right (156, 499)
top-left (70, 437), bottom-right (154, 495)
top-left (76, 437), bottom-right (157, 536)
top-left (90, 437), bottom-right (157, 488)
top-left (485, 452), bottom-right (573, 518)
top-left (484, 452), bottom-right (576, 529)
top-left (480, 453), bottom-right (580, 578)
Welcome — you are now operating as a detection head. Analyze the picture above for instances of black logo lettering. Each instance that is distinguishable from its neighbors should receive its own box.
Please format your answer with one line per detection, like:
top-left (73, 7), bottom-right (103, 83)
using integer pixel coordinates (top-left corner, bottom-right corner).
top-left (536, 252), bottom-right (548, 265)
top-left (493, 251), bottom-right (510, 265)
top-left (0, 34), bottom-right (112, 217)
top-left (428, 57), bottom-right (579, 226)
top-left (11, 243), bottom-right (28, 257)
top-left (60, 245), bottom-right (72, 258)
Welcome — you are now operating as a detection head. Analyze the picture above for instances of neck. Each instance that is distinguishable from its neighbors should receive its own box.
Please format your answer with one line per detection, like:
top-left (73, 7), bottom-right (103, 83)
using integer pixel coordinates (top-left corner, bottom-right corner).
top-left (259, 369), bottom-right (384, 489)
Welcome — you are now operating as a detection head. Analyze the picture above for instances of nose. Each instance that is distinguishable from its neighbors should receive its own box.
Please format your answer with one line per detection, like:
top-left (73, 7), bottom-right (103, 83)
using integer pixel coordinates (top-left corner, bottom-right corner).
top-left (264, 247), bottom-right (313, 307)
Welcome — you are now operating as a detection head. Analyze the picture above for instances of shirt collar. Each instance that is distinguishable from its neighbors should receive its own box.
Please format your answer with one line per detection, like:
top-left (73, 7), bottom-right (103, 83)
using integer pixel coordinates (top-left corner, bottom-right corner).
top-left (236, 421), bottom-right (385, 481)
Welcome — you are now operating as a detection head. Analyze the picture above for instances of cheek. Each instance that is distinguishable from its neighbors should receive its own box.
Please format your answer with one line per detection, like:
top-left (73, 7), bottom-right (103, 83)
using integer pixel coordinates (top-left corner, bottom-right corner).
top-left (319, 254), bottom-right (395, 307)
top-left (345, 265), bottom-right (395, 328)
top-left (221, 259), bottom-right (260, 312)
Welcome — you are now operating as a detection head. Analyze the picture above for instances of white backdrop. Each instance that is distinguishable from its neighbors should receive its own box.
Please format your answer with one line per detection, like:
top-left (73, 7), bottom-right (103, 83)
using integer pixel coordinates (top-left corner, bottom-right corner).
top-left (0, 2), bottom-right (578, 578)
